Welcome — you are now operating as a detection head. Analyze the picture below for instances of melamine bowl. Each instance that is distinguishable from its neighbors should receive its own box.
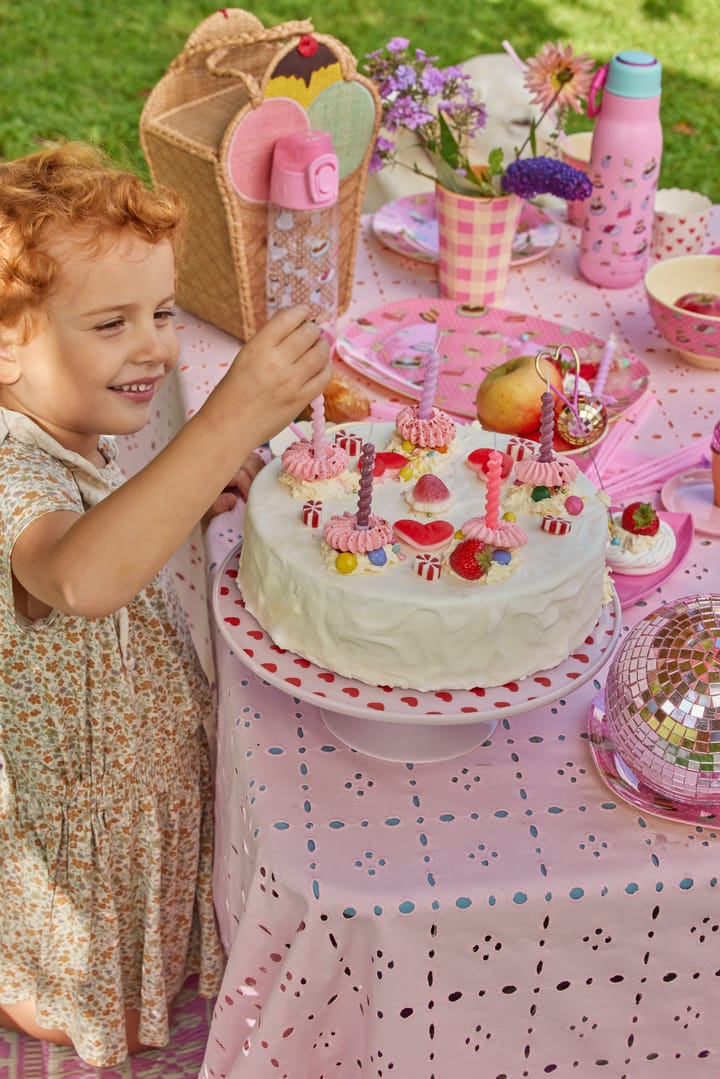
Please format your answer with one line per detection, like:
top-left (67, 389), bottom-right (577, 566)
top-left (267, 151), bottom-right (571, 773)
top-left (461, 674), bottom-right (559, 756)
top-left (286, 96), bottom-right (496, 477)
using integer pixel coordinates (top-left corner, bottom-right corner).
top-left (644, 254), bottom-right (720, 370)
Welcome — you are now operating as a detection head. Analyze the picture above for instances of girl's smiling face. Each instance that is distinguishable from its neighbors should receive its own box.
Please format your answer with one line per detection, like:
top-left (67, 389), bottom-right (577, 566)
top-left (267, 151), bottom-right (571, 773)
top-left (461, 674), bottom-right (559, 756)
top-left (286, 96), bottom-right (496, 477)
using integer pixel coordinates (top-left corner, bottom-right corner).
top-left (0, 231), bottom-right (179, 462)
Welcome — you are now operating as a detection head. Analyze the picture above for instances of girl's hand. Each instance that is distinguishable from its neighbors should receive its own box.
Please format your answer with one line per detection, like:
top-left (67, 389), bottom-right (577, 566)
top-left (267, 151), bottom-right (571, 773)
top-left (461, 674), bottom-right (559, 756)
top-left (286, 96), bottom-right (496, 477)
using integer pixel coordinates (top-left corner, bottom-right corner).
top-left (228, 305), bottom-right (331, 448)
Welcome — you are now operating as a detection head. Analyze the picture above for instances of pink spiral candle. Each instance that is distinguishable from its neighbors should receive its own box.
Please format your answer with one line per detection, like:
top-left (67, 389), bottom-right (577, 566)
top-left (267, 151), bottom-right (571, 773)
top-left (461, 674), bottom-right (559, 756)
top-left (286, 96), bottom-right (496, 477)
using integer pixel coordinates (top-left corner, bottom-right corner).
top-left (311, 394), bottom-right (326, 461)
top-left (593, 333), bottom-right (616, 400)
top-left (418, 335), bottom-right (441, 420)
top-left (538, 390), bottom-right (555, 463)
top-left (356, 443), bottom-right (375, 530)
top-left (485, 449), bottom-right (502, 529)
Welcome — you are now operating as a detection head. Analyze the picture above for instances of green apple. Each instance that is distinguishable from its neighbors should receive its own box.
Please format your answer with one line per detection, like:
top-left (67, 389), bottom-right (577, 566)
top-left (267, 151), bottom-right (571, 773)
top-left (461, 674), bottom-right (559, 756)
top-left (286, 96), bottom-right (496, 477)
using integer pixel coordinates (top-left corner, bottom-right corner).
top-left (475, 354), bottom-right (563, 436)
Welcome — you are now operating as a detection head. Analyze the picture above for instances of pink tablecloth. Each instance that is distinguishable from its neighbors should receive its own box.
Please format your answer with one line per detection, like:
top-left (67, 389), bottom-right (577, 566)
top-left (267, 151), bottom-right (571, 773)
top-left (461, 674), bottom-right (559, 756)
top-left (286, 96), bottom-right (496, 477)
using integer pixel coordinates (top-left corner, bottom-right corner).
top-left (119, 211), bottom-right (720, 1079)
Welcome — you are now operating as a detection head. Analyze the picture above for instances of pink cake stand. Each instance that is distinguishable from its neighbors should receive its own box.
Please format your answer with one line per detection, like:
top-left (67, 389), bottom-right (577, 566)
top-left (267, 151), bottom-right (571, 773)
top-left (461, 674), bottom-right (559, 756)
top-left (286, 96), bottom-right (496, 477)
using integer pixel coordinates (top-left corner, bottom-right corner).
top-left (213, 545), bottom-right (622, 763)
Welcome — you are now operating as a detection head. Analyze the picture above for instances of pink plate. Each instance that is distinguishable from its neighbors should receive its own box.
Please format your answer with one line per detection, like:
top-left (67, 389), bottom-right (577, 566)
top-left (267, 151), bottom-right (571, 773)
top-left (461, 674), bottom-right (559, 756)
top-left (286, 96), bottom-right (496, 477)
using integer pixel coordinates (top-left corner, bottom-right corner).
top-left (335, 297), bottom-right (650, 426)
top-left (588, 692), bottom-right (720, 826)
top-left (609, 511), bottom-right (694, 609)
top-left (213, 545), bottom-right (622, 761)
top-left (371, 193), bottom-right (561, 267)
top-left (661, 467), bottom-right (720, 536)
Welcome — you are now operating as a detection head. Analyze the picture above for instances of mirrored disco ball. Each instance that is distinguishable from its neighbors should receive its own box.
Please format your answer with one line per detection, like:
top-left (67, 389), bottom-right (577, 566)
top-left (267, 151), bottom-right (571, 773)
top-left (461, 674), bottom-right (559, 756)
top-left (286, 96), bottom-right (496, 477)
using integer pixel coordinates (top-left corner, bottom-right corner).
top-left (604, 594), bottom-right (720, 806)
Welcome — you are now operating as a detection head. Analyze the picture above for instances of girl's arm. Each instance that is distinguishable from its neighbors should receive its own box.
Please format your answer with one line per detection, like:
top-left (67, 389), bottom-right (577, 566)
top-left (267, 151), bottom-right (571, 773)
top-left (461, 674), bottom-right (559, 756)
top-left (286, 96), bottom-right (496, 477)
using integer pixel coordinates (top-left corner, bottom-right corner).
top-left (11, 305), bottom-right (330, 617)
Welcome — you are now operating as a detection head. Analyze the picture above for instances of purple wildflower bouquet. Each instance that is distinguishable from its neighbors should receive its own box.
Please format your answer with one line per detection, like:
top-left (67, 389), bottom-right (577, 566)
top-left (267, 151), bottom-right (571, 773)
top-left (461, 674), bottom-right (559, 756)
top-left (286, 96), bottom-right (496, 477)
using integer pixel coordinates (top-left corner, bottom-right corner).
top-left (364, 38), bottom-right (595, 203)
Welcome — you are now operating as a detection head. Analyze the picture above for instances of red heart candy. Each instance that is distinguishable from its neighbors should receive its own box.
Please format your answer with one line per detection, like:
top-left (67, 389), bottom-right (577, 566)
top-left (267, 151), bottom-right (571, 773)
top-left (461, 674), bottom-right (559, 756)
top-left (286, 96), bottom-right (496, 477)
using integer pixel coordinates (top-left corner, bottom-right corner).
top-left (401, 696), bottom-right (419, 707)
top-left (466, 447), bottom-right (513, 478)
top-left (248, 630), bottom-right (263, 639)
top-left (224, 616), bottom-right (241, 626)
top-left (393, 518), bottom-right (455, 552)
top-left (318, 671), bottom-right (335, 682)
top-left (261, 662), bottom-right (277, 673)
top-left (374, 451), bottom-right (408, 478)
top-left (435, 690), bottom-right (453, 701)
top-left (367, 701), bottom-right (385, 710)
top-left (285, 676), bottom-right (301, 686)
top-left (342, 686), bottom-right (360, 697)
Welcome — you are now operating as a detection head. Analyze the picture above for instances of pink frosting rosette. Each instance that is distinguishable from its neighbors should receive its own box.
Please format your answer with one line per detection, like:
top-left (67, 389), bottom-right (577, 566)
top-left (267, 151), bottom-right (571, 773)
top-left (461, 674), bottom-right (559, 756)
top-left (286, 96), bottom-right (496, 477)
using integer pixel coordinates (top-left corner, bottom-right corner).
top-left (461, 516), bottom-right (528, 547)
top-left (281, 440), bottom-right (348, 481)
top-left (323, 511), bottom-right (394, 553)
top-left (515, 455), bottom-right (579, 487)
top-left (395, 405), bottom-right (456, 449)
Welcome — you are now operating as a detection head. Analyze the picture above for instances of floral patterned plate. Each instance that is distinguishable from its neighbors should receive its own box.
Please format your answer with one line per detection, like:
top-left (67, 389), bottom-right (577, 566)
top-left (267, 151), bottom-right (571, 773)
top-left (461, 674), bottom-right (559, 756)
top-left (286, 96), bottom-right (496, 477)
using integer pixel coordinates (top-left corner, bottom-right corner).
top-left (371, 192), bottom-right (561, 266)
top-left (334, 298), bottom-right (651, 441)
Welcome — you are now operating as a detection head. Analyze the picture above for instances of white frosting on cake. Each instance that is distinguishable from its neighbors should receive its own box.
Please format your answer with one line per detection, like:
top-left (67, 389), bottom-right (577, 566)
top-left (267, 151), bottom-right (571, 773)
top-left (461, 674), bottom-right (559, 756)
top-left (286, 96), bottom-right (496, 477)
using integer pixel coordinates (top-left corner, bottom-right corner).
top-left (237, 422), bottom-right (611, 691)
top-left (606, 514), bottom-right (676, 576)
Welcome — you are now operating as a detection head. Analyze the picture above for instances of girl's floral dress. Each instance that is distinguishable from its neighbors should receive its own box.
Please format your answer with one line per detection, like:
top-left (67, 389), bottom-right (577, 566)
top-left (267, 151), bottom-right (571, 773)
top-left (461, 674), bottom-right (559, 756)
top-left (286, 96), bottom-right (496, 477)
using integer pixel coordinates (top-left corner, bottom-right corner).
top-left (0, 409), bottom-right (225, 1067)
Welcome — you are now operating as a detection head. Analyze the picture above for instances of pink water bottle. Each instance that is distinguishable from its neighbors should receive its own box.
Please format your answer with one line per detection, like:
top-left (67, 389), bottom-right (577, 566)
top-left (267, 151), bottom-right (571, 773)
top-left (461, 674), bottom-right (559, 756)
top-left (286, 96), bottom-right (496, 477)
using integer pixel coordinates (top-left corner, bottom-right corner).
top-left (266, 131), bottom-right (340, 343)
top-left (578, 50), bottom-right (662, 288)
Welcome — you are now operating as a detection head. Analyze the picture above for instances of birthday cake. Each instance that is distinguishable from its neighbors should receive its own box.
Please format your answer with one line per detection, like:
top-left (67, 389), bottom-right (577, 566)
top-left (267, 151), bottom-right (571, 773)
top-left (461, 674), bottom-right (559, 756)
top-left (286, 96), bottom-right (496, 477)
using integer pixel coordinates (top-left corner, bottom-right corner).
top-left (236, 418), bottom-right (612, 691)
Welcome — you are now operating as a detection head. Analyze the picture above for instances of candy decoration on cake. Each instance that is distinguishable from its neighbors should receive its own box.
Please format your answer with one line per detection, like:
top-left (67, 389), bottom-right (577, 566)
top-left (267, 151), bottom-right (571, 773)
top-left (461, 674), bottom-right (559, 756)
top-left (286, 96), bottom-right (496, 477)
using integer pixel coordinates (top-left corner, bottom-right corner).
top-left (460, 448), bottom-right (528, 548)
top-left (322, 443), bottom-right (395, 569)
top-left (392, 518), bottom-right (455, 553)
top-left (506, 437), bottom-right (533, 462)
top-left (465, 447), bottom-right (513, 480)
top-left (405, 473), bottom-right (452, 513)
top-left (302, 499), bottom-right (323, 527)
top-left (541, 515), bottom-right (572, 535)
top-left (334, 428), bottom-right (363, 460)
top-left (373, 450), bottom-right (409, 479)
top-left (414, 553), bottom-right (442, 580)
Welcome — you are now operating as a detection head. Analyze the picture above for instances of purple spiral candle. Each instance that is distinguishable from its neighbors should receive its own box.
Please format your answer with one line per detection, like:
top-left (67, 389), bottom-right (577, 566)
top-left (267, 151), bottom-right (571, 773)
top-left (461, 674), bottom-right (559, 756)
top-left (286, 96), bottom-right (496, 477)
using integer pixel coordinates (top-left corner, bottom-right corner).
top-left (311, 394), bottom-right (326, 461)
top-left (356, 442), bottom-right (375, 530)
top-left (538, 390), bottom-right (555, 463)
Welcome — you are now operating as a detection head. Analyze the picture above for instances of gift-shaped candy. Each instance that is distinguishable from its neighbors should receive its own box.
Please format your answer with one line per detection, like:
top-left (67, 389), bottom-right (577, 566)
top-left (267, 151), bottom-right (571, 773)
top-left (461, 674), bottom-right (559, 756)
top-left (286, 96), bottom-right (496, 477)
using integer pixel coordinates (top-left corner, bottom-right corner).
top-left (541, 515), bottom-right (572, 535)
top-left (414, 553), bottom-right (442, 580)
top-left (302, 499), bottom-right (323, 527)
top-left (334, 429), bottom-right (363, 459)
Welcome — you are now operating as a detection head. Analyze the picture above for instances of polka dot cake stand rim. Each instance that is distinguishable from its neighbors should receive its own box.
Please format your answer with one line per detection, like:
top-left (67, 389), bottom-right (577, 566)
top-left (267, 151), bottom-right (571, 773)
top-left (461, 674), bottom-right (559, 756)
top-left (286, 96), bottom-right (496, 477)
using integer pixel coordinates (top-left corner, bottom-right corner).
top-left (587, 692), bottom-right (720, 826)
top-left (214, 544), bottom-right (621, 761)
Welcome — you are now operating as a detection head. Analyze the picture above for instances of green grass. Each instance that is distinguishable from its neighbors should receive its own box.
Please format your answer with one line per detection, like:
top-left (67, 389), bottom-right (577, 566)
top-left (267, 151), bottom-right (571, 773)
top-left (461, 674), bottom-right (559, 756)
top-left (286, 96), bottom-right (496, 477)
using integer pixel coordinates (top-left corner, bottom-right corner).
top-left (0, 0), bottom-right (717, 198)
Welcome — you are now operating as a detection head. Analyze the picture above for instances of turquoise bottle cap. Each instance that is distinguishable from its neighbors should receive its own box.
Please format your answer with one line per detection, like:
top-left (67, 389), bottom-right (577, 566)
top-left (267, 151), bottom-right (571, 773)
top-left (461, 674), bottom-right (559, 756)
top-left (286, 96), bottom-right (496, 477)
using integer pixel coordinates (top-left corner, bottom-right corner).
top-left (606, 50), bottom-right (662, 98)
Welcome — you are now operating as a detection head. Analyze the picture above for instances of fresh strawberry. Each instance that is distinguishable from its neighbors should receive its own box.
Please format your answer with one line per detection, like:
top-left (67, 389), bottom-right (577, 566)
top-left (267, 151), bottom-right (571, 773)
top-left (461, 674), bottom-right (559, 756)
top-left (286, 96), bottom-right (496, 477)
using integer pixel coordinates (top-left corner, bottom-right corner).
top-left (448, 538), bottom-right (493, 580)
top-left (620, 501), bottom-right (660, 537)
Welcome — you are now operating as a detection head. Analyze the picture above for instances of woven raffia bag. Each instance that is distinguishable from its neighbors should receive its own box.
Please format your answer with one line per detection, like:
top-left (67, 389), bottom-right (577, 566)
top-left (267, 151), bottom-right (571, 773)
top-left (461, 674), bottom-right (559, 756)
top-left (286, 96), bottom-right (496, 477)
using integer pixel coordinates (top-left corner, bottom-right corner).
top-left (139, 9), bottom-right (382, 342)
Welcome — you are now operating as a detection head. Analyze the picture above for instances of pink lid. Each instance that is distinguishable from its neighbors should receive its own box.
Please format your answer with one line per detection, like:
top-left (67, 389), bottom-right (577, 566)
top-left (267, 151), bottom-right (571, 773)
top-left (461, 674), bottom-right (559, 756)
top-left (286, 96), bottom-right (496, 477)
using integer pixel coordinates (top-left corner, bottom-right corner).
top-left (269, 132), bottom-right (339, 210)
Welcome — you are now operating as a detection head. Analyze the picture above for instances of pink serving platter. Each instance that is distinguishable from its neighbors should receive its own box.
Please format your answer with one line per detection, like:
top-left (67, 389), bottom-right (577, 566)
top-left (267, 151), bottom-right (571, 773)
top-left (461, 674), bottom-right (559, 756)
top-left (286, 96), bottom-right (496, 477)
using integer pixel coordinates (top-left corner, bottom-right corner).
top-left (213, 544), bottom-right (622, 761)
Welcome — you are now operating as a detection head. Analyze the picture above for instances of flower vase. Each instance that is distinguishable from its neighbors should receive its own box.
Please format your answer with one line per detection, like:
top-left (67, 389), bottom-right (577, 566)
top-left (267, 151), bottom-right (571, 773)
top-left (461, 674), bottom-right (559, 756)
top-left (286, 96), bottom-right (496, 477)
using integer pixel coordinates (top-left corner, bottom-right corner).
top-left (435, 183), bottom-right (522, 307)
